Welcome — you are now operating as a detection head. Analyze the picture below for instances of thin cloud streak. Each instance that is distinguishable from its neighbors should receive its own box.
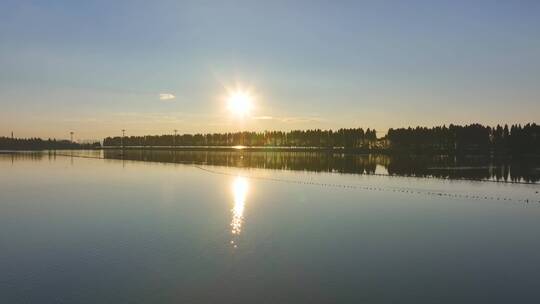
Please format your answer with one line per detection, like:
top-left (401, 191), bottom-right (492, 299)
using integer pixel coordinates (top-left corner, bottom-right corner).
top-left (252, 116), bottom-right (274, 120)
top-left (252, 115), bottom-right (325, 123)
top-left (159, 93), bottom-right (175, 101)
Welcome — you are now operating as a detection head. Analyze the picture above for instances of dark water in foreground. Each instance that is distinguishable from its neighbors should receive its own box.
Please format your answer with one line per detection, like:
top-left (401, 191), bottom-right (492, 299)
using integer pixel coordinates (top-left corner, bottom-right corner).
top-left (1, 151), bottom-right (540, 303)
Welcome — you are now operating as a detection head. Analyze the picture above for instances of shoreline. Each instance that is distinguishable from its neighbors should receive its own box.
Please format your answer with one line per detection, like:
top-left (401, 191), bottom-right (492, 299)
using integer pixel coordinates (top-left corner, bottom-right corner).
top-left (2, 146), bottom-right (540, 158)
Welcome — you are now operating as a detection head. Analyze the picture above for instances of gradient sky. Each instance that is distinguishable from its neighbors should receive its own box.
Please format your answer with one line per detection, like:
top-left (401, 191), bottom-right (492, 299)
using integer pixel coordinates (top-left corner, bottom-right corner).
top-left (1, 0), bottom-right (539, 140)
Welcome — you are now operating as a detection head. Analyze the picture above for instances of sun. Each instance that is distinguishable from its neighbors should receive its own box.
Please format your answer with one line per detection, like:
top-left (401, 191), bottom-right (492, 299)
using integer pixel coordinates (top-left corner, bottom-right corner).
top-left (227, 90), bottom-right (253, 117)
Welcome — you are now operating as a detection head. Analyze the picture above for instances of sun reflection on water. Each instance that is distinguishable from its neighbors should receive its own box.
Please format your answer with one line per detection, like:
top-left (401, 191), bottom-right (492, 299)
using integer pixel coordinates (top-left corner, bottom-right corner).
top-left (230, 176), bottom-right (249, 247)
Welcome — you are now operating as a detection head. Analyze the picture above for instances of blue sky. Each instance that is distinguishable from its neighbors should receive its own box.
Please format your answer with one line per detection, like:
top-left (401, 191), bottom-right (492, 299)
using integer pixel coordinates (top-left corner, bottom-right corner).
top-left (1, 0), bottom-right (539, 140)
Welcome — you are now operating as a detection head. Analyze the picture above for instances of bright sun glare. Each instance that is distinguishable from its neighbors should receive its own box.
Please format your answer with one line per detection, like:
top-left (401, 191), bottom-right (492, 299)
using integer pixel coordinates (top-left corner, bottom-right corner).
top-left (227, 90), bottom-right (253, 117)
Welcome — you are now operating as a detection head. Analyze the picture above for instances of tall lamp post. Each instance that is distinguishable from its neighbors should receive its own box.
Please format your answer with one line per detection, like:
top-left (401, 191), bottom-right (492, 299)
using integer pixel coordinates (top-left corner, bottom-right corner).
top-left (121, 129), bottom-right (126, 149)
top-left (173, 129), bottom-right (178, 148)
top-left (70, 131), bottom-right (74, 150)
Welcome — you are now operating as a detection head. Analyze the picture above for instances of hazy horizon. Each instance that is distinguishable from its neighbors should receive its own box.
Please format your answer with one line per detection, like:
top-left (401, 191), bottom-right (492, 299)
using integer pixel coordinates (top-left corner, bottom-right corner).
top-left (3, 3), bottom-right (540, 301)
top-left (2, 1), bottom-right (539, 140)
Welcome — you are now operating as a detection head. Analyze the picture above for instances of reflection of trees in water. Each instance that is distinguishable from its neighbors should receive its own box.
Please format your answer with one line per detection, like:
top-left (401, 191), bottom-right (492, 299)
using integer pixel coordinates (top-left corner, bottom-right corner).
top-left (3, 150), bottom-right (537, 183)
top-left (104, 150), bottom-right (381, 175)
top-left (386, 155), bottom-right (540, 183)
top-left (102, 150), bottom-right (540, 183)
top-left (0, 151), bottom-right (45, 162)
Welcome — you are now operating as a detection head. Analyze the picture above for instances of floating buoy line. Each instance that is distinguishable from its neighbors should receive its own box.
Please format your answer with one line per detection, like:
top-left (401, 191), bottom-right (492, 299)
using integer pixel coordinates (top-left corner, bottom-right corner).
top-left (43, 152), bottom-right (540, 205)
top-left (192, 164), bottom-right (539, 205)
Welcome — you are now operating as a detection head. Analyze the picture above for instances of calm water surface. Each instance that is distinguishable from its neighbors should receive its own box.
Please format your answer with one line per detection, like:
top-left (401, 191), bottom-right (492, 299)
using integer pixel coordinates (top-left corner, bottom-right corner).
top-left (101, 149), bottom-right (540, 182)
top-left (1, 152), bottom-right (540, 303)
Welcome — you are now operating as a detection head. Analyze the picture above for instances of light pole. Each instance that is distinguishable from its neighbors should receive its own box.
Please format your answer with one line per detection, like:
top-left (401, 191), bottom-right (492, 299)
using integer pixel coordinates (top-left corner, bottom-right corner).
top-left (70, 131), bottom-right (74, 143)
top-left (121, 129), bottom-right (126, 149)
top-left (173, 129), bottom-right (178, 148)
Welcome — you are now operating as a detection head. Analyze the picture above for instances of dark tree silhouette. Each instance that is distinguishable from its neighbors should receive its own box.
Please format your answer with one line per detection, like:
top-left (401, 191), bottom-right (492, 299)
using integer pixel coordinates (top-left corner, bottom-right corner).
top-left (0, 137), bottom-right (101, 150)
top-left (102, 123), bottom-right (539, 155)
top-left (103, 128), bottom-right (379, 150)
top-left (386, 123), bottom-right (539, 155)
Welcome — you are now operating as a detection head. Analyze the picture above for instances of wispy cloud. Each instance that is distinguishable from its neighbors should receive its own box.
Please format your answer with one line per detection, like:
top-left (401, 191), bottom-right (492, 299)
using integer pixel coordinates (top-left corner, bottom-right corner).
top-left (61, 117), bottom-right (103, 123)
top-left (281, 116), bottom-right (325, 123)
top-left (252, 115), bottom-right (325, 123)
top-left (159, 93), bottom-right (175, 101)
top-left (252, 116), bottom-right (274, 120)
top-left (112, 112), bottom-right (183, 124)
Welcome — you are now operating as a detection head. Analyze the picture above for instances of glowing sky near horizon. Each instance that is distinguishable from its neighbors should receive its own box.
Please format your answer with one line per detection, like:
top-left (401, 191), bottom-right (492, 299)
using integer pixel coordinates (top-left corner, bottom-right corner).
top-left (1, 0), bottom-right (539, 140)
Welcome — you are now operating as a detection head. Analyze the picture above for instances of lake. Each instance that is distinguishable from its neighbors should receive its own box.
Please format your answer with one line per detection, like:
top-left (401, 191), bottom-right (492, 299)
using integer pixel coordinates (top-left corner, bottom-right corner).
top-left (1, 151), bottom-right (540, 303)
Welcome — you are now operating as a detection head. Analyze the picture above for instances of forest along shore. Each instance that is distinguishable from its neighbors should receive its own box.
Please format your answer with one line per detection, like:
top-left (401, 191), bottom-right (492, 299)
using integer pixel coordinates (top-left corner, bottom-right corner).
top-left (3, 123), bottom-right (540, 155)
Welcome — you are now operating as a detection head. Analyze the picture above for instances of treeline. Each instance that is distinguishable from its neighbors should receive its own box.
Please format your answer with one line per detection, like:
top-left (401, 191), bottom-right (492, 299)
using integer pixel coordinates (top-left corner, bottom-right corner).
top-left (103, 123), bottom-right (540, 155)
top-left (8, 123), bottom-right (537, 154)
top-left (387, 123), bottom-right (540, 154)
top-left (103, 128), bottom-right (378, 149)
top-left (0, 137), bottom-right (101, 150)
